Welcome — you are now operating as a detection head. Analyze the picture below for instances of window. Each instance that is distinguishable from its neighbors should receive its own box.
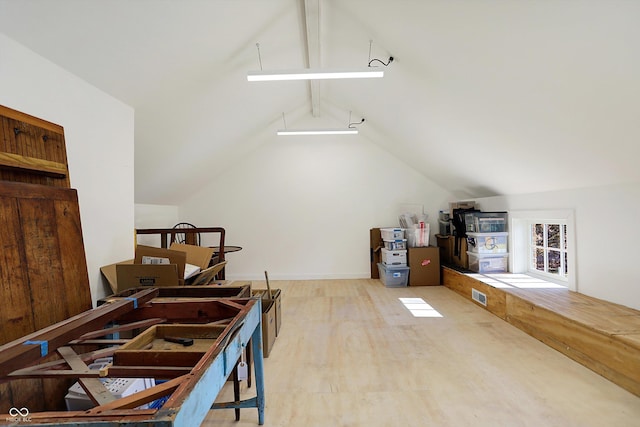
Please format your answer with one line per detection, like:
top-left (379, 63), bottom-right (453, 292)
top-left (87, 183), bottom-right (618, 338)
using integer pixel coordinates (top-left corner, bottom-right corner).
top-left (509, 210), bottom-right (575, 291)
top-left (530, 222), bottom-right (568, 280)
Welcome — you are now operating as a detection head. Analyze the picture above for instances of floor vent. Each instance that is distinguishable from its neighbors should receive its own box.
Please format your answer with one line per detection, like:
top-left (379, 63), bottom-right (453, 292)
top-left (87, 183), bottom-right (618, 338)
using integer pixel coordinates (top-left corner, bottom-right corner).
top-left (472, 288), bottom-right (487, 306)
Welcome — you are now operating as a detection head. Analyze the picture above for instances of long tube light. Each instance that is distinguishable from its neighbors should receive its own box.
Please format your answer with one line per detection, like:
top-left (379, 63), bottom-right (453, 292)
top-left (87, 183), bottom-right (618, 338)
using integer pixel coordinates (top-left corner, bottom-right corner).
top-left (277, 128), bottom-right (358, 136)
top-left (248, 68), bottom-right (384, 82)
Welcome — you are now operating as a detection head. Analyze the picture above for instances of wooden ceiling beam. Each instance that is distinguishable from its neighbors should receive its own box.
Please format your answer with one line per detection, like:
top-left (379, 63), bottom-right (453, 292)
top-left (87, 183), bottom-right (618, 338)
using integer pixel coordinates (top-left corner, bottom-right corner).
top-left (304, 0), bottom-right (321, 117)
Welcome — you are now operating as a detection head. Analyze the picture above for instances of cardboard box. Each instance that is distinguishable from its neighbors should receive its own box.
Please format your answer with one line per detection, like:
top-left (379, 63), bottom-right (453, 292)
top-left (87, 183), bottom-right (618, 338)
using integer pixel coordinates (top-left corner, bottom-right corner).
top-left (434, 235), bottom-right (468, 269)
top-left (451, 236), bottom-right (469, 269)
top-left (260, 299), bottom-right (277, 358)
top-left (169, 243), bottom-right (215, 274)
top-left (101, 244), bottom-right (215, 293)
top-left (436, 234), bottom-right (453, 265)
top-left (408, 247), bottom-right (441, 286)
top-left (381, 248), bottom-right (407, 266)
top-left (370, 228), bottom-right (383, 278)
top-left (134, 245), bottom-right (188, 279)
top-left (116, 263), bottom-right (181, 290)
top-left (449, 201), bottom-right (476, 214)
top-left (253, 289), bottom-right (282, 337)
top-left (102, 260), bottom-right (181, 293)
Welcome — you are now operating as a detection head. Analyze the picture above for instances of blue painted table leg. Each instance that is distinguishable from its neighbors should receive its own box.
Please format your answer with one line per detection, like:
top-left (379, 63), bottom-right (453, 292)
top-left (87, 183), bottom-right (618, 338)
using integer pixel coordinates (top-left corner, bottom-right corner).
top-left (252, 321), bottom-right (266, 425)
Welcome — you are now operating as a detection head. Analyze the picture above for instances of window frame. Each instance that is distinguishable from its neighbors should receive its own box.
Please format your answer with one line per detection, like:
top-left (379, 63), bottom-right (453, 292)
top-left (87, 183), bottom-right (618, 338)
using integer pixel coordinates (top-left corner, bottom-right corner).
top-left (509, 209), bottom-right (576, 291)
top-left (529, 222), bottom-right (568, 280)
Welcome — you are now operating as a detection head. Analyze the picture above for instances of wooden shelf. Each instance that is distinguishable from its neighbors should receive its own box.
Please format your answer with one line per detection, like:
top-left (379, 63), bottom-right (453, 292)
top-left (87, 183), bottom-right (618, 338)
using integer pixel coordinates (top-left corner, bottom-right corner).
top-left (0, 152), bottom-right (67, 178)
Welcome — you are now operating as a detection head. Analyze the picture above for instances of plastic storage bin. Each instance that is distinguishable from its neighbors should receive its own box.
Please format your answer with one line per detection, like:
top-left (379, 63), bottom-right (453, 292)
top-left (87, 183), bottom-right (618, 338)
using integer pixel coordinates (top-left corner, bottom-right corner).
top-left (467, 251), bottom-right (509, 273)
top-left (466, 232), bottom-right (508, 254)
top-left (381, 248), bottom-right (407, 266)
top-left (383, 239), bottom-right (407, 250)
top-left (377, 263), bottom-right (410, 287)
top-left (380, 228), bottom-right (405, 240)
top-left (464, 212), bottom-right (508, 232)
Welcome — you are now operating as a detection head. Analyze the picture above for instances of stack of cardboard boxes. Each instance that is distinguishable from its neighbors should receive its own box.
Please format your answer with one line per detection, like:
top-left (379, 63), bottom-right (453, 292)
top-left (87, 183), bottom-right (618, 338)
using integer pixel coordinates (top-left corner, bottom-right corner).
top-left (373, 227), bottom-right (441, 287)
top-left (377, 228), bottom-right (410, 287)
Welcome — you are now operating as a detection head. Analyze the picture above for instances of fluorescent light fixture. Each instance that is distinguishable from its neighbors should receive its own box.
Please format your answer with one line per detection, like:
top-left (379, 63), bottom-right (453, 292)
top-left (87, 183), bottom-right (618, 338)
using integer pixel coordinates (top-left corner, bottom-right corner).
top-left (277, 128), bottom-right (358, 136)
top-left (248, 68), bottom-right (384, 82)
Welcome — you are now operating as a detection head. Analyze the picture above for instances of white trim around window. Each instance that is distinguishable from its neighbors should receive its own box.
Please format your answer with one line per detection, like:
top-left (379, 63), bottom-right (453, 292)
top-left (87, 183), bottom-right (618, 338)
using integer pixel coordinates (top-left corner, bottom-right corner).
top-left (509, 209), bottom-right (577, 291)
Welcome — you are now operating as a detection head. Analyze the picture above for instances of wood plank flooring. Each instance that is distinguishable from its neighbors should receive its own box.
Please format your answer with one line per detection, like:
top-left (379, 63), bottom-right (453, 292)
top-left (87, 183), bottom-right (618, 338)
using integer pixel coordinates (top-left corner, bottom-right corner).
top-left (204, 279), bottom-right (640, 427)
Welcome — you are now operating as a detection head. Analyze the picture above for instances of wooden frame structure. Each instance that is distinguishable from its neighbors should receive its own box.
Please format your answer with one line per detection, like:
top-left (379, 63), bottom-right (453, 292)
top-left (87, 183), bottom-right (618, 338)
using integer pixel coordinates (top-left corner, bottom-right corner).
top-left (0, 288), bottom-right (265, 426)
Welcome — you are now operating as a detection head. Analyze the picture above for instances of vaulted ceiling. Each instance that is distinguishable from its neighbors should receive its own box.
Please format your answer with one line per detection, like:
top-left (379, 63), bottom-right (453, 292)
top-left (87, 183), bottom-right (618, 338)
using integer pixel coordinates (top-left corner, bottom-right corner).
top-left (1, 0), bottom-right (639, 204)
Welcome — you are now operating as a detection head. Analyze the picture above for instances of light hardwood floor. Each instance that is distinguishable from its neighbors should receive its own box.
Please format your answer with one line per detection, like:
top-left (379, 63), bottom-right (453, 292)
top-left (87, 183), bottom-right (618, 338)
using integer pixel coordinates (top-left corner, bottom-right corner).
top-left (204, 279), bottom-right (640, 427)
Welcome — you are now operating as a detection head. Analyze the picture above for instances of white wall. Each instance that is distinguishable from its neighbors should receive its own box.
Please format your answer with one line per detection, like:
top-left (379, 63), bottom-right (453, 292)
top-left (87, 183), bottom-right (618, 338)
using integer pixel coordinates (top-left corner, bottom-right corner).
top-left (175, 135), bottom-right (455, 280)
top-left (134, 203), bottom-right (180, 247)
top-left (474, 181), bottom-right (640, 311)
top-left (0, 34), bottom-right (135, 305)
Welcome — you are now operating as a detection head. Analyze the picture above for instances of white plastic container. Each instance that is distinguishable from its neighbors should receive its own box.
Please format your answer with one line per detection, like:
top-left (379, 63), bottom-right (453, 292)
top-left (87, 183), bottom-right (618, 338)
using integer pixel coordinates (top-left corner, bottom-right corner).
top-left (380, 228), bottom-right (405, 240)
top-left (381, 248), bottom-right (407, 266)
top-left (467, 251), bottom-right (509, 273)
top-left (466, 232), bottom-right (508, 254)
top-left (406, 223), bottom-right (430, 247)
top-left (383, 239), bottom-right (408, 250)
top-left (377, 263), bottom-right (409, 287)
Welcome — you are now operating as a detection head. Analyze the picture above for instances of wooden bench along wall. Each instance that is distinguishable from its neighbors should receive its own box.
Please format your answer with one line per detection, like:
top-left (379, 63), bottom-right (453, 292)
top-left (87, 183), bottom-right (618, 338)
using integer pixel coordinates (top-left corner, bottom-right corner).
top-left (443, 267), bottom-right (640, 397)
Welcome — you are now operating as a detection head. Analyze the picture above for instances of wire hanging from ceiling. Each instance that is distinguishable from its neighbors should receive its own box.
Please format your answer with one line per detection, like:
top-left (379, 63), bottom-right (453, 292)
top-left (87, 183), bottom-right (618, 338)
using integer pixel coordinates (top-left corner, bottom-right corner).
top-left (348, 111), bottom-right (365, 128)
top-left (368, 40), bottom-right (394, 67)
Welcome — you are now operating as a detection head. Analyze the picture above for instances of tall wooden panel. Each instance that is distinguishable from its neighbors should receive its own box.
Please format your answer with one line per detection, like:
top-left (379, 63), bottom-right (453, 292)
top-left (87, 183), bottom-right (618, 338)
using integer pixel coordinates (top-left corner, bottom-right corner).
top-left (0, 182), bottom-right (92, 412)
top-left (0, 105), bottom-right (70, 187)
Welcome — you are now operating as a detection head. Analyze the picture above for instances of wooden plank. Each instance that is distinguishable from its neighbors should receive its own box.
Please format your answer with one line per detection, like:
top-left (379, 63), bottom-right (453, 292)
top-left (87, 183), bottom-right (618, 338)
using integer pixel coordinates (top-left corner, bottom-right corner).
top-left (0, 180), bottom-right (77, 200)
top-left (54, 196), bottom-right (93, 317)
top-left (0, 288), bottom-right (158, 377)
top-left (114, 324), bottom-right (227, 367)
top-left (116, 299), bottom-right (243, 324)
top-left (85, 374), bottom-right (188, 412)
top-left (0, 191), bottom-right (44, 413)
top-left (0, 105), bottom-right (70, 187)
top-left (76, 318), bottom-right (166, 341)
top-left (0, 152), bottom-right (67, 177)
top-left (20, 196), bottom-right (71, 328)
top-left (0, 196), bottom-right (34, 345)
top-left (58, 346), bottom-right (116, 406)
top-left (0, 105), bottom-right (64, 134)
top-left (7, 347), bottom-right (118, 377)
top-left (0, 182), bottom-right (92, 342)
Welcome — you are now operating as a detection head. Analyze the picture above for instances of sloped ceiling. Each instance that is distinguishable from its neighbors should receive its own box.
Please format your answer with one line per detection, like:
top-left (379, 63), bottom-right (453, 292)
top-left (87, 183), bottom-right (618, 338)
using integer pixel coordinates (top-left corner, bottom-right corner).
top-left (1, 0), bottom-right (639, 204)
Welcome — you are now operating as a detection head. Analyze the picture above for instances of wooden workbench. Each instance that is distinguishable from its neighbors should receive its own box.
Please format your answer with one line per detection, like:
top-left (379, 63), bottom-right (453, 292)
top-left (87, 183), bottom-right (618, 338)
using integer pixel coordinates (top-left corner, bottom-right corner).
top-left (0, 288), bottom-right (266, 426)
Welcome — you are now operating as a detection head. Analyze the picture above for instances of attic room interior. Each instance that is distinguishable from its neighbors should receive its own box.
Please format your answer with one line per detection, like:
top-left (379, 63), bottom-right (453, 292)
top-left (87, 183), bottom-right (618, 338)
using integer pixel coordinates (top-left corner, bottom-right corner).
top-left (0, 0), bottom-right (639, 426)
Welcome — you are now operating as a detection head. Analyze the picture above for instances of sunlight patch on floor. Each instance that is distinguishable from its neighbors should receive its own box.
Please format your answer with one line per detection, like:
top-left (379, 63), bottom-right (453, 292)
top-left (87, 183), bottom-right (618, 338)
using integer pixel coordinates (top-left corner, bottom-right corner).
top-left (464, 272), bottom-right (566, 289)
top-left (399, 297), bottom-right (443, 318)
